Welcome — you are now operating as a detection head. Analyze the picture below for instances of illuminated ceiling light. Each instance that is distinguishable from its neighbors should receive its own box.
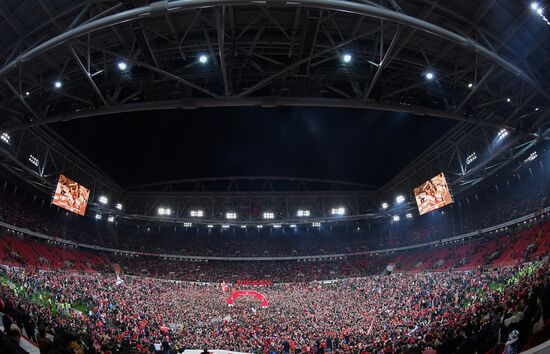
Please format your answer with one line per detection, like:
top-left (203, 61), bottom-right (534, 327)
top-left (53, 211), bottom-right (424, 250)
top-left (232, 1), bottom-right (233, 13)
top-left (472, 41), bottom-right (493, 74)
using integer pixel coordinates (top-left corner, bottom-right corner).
top-left (115, 203), bottom-right (123, 210)
top-left (199, 54), bottom-right (208, 64)
top-left (28, 154), bottom-right (39, 167)
top-left (207, 224), bottom-right (214, 228)
top-left (395, 195), bottom-right (405, 204)
top-left (467, 83), bottom-right (473, 89)
top-left (312, 222), bottom-right (321, 227)
top-left (506, 97), bottom-right (511, 102)
top-left (158, 208), bottom-right (172, 216)
top-left (257, 225), bottom-right (263, 229)
top-left (221, 224), bottom-right (230, 229)
top-left (25, 91), bottom-right (30, 96)
top-left (330, 207), bottom-right (346, 216)
top-left (466, 152), bottom-right (477, 165)
top-left (263, 212), bottom-right (274, 219)
top-left (190, 210), bottom-right (204, 217)
top-left (107, 216), bottom-right (115, 223)
top-left (297, 209), bottom-right (310, 217)
top-left (240, 225), bottom-right (247, 229)
top-left (497, 128), bottom-right (509, 141)
top-left (392, 215), bottom-right (400, 222)
top-left (117, 61), bottom-right (127, 71)
top-left (406, 213), bottom-right (413, 219)
top-left (381, 202), bottom-right (389, 209)
top-left (226, 212), bottom-right (237, 219)
top-left (289, 224), bottom-right (297, 228)
top-left (54, 81), bottom-right (62, 89)
top-left (1, 132), bottom-right (10, 144)
top-left (525, 151), bottom-right (538, 163)
top-left (95, 214), bottom-right (102, 220)
top-left (183, 222), bottom-right (192, 227)
top-left (273, 224), bottom-right (282, 228)
top-left (342, 53), bottom-right (352, 63)
top-left (535, 107), bottom-right (540, 111)
top-left (425, 71), bottom-right (435, 80)
top-left (98, 195), bottom-right (108, 204)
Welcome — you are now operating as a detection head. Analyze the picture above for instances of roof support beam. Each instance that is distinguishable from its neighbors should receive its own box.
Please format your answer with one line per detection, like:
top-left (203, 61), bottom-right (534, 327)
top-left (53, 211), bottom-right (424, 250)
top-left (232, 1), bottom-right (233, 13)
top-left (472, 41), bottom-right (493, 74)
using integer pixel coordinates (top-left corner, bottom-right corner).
top-left (3, 97), bottom-right (507, 133)
top-left (0, 0), bottom-right (545, 100)
top-left (363, 27), bottom-right (401, 100)
top-left (68, 46), bottom-right (108, 106)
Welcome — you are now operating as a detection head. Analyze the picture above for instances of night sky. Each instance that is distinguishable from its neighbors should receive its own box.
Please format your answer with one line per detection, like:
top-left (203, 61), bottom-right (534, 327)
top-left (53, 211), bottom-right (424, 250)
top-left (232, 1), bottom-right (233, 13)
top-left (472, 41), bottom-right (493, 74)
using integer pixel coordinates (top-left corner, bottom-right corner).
top-left (51, 107), bottom-right (456, 187)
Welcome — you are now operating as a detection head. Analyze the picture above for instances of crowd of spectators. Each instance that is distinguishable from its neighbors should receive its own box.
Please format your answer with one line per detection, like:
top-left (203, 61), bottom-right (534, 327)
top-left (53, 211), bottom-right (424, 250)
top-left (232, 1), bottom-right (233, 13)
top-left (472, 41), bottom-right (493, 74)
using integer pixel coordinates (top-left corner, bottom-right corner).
top-left (0, 261), bottom-right (548, 354)
top-left (1, 162), bottom-right (549, 258)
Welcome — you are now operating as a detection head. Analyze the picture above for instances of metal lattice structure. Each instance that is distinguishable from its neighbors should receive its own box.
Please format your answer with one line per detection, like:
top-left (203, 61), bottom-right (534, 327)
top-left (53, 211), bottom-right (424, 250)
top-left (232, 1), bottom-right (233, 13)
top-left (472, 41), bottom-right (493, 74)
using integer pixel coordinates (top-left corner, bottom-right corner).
top-left (0, 0), bottom-right (549, 224)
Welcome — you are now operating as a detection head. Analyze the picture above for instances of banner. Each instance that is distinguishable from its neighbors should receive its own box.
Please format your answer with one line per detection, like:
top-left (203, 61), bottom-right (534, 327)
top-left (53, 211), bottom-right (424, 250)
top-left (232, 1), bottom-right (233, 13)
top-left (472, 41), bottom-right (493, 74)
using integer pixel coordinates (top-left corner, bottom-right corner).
top-left (227, 290), bottom-right (268, 307)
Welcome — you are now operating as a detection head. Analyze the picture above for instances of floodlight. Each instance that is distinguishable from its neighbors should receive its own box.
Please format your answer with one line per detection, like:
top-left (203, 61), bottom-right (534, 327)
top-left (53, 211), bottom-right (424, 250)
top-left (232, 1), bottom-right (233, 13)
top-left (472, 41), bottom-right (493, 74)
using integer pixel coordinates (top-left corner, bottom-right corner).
top-left (506, 97), bottom-right (511, 102)
top-left (207, 224), bottom-right (214, 228)
top-left (183, 222), bottom-right (192, 227)
top-left (466, 152), bottom-right (477, 165)
top-left (54, 81), bottom-right (62, 89)
top-left (95, 214), bottom-right (102, 220)
top-left (241, 225), bottom-right (247, 229)
top-left (115, 203), bottom-right (123, 210)
top-left (221, 224), bottom-right (230, 229)
top-left (392, 215), bottom-right (400, 222)
top-left (297, 209), bottom-right (310, 217)
top-left (395, 195), bottom-right (405, 204)
top-left (289, 224), bottom-right (297, 228)
top-left (257, 225), bottom-right (263, 229)
top-left (273, 224), bottom-right (282, 228)
top-left (467, 83), bottom-right (473, 89)
top-left (342, 53), bottom-right (352, 63)
top-left (406, 213), bottom-right (413, 219)
top-left (263, 212), bottom-right (274, 219)
top-left (330, 207), bottom-right (345, 216)
top-left (226, 212), bottom-right (237, 219)
top-left (525, 151), bottom-right (538, 163)
top-left (28, 155), bottom-right (39, 167)
top-left (25, 91), bottom-right (30, 96)
top-left (158, 208), bottom-right (172, 216)
top-left (425, 71), bottom-right (435, 80)
top-left (312, 222), bottom-right (321, 227)
top-left (199, 54), bottom-right (208, 63)
top-left (537, 7), bottom-right (543, 15)
top-left (107, 216), bottom-right (115, 222)
top-left (497, 128), bottom-right (509, 141)
top-left (98, 195), bottom-right (108, 204)
top-left (117, 61), bottom-right (127, 71)
top-left (535, 107), bottom-right (540, 111)
top-left (381, 202), bottom-right (389, 209)
top-left (190, 210), bottom-right (204, 217)
top-left (1, 132), bottom-right (10, 144)
top-left (531, 2), bottom-right (539, 10)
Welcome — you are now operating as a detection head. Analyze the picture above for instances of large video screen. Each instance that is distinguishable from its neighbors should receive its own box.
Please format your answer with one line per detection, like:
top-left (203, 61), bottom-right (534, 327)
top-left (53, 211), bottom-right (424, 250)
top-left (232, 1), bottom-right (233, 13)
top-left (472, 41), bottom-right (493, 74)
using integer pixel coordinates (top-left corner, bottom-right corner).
top-left (52, 175), bottom-right (90, 216)
top-left (414, 172), bottom-right (453, 215)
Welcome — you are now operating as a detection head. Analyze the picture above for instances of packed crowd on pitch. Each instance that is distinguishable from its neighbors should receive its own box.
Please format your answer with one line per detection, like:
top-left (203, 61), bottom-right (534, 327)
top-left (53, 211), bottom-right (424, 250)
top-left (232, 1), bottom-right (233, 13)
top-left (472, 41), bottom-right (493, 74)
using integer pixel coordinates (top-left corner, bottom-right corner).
top-left (0, 261), bottom-right (548, 353)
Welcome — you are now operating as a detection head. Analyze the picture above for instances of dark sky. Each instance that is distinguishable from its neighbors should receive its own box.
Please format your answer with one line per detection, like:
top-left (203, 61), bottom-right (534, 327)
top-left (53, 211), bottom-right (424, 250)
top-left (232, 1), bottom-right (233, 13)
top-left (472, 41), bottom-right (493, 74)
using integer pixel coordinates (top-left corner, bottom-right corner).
top-left (51, 107), bottom-right (456, 187)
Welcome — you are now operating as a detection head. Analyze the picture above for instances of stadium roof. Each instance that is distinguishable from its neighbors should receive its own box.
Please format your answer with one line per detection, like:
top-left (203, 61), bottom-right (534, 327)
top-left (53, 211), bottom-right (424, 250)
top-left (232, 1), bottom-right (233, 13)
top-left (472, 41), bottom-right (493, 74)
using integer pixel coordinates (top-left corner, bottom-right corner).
top-left (0, 0), bottom-right (549, 223)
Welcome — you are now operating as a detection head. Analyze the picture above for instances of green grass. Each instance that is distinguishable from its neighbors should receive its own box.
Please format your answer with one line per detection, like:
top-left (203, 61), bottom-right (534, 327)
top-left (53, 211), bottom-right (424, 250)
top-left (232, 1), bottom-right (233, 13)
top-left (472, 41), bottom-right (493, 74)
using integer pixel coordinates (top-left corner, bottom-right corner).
top-left (0, 274), bottom-right (90, 315)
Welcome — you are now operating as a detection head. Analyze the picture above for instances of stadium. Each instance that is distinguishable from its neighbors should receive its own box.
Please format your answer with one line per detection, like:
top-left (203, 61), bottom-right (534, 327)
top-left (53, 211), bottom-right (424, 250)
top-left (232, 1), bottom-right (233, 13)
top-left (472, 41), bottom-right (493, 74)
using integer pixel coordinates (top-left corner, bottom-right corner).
top-left (0, 0), bottom-right (549, 353)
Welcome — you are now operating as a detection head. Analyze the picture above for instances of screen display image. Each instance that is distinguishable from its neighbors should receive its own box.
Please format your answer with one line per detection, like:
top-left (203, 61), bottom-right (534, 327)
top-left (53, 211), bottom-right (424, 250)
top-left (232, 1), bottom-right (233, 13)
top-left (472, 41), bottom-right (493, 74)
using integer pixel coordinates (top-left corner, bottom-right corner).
top-left (414, 172), bottom-right (453, 215)
top-left (52, 174), bottom-right (90, 216)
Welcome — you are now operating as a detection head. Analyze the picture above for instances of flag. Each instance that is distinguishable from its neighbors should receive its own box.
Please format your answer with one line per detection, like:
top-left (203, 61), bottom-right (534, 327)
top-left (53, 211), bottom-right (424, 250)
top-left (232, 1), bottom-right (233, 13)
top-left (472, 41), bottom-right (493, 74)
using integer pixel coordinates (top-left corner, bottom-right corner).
top-left (116, 275), bottom-right (124, 286)
top-left (221, 281), bottom-right (229, 293)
